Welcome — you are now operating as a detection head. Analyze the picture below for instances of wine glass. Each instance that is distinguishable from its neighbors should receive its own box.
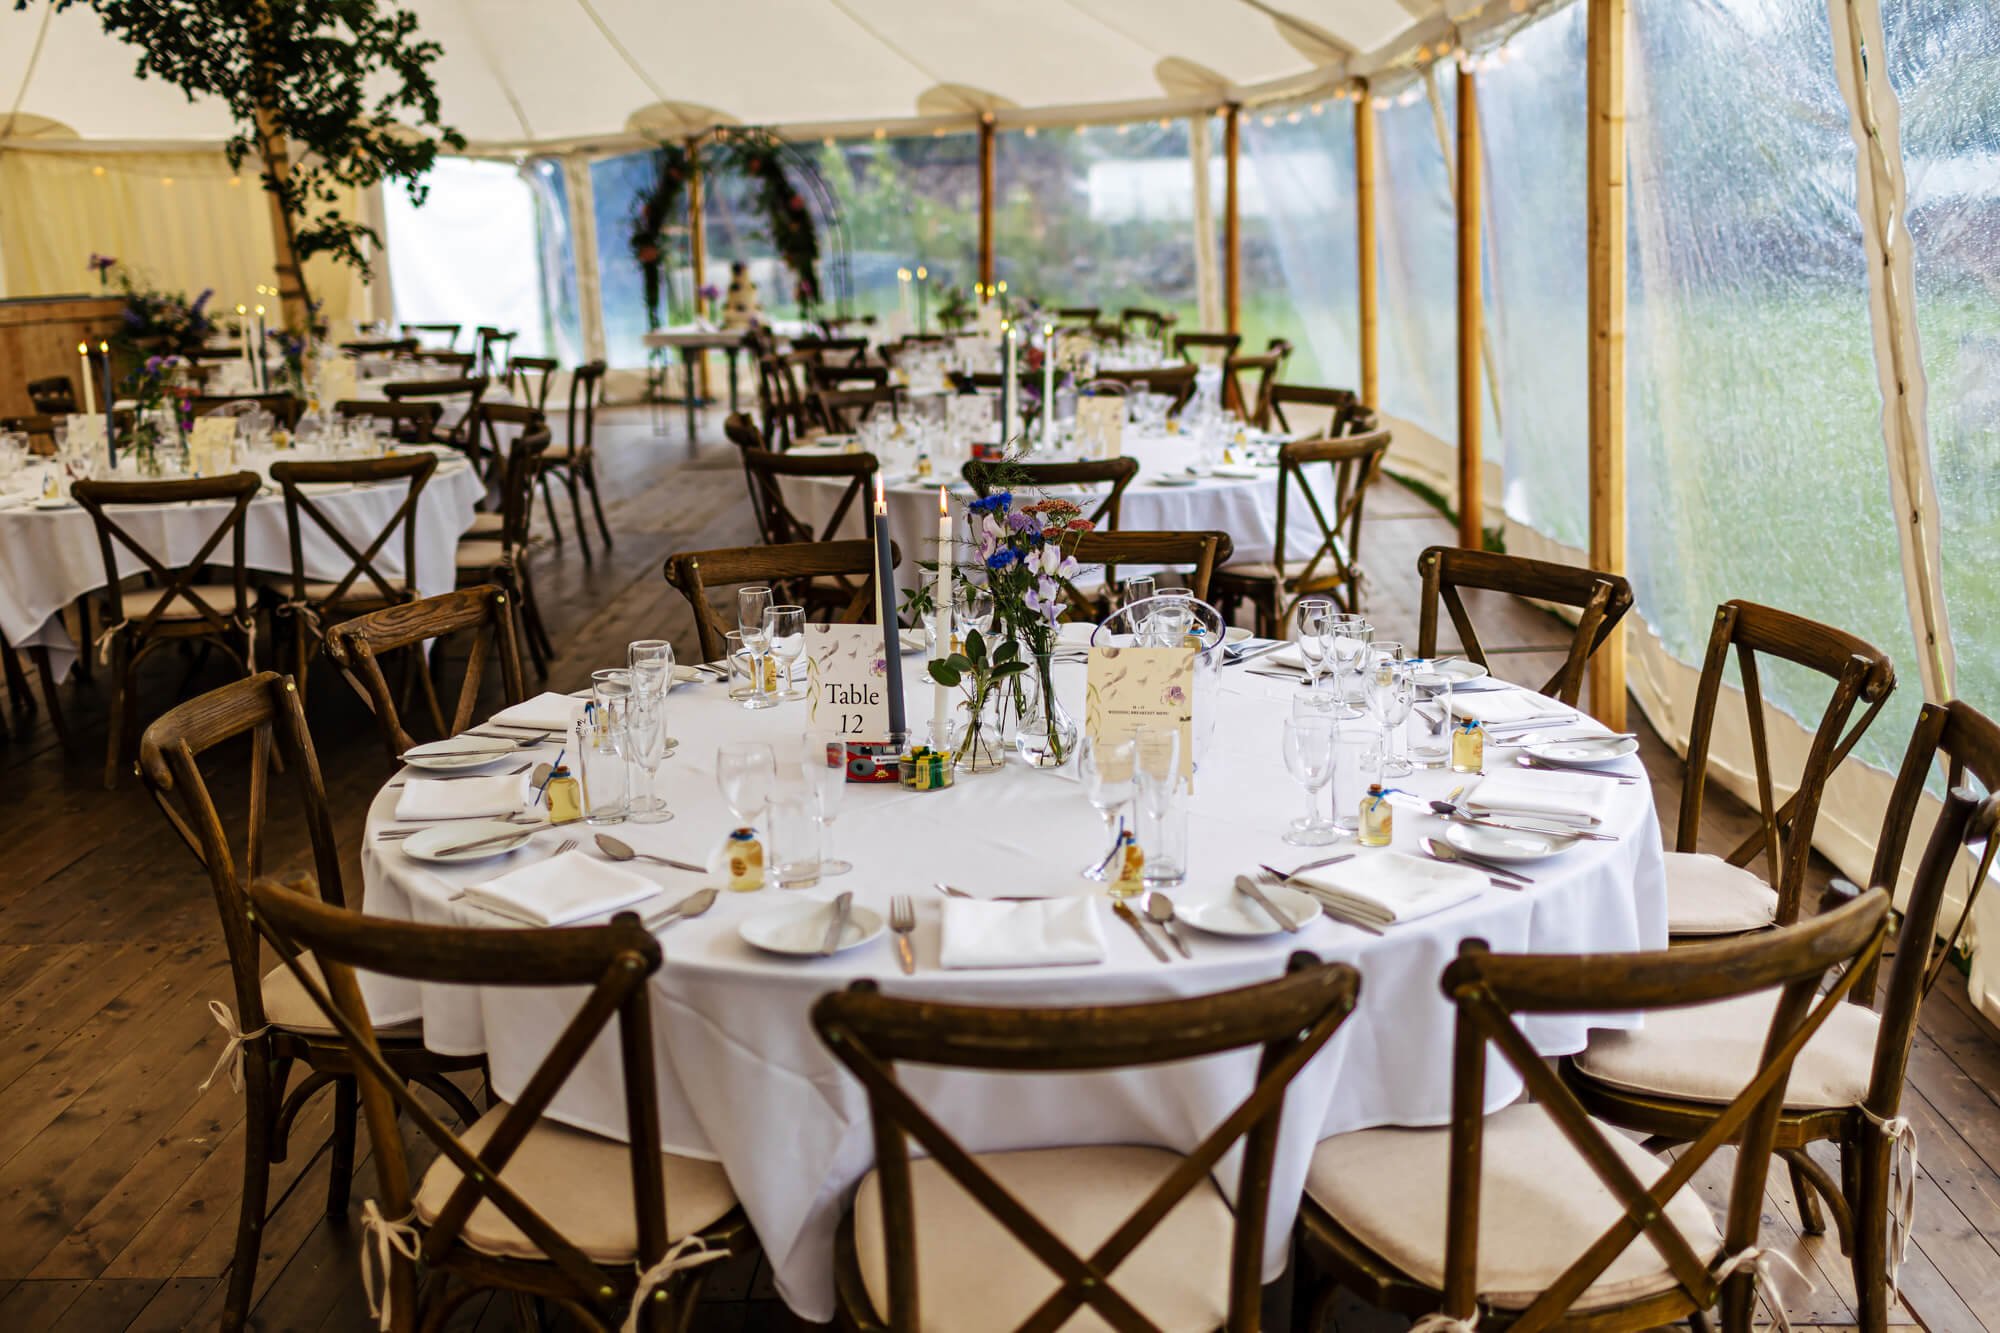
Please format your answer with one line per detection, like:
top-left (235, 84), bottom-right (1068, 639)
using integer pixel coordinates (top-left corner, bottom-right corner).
top-left (1294, 598), bottom-right (1334, 689)
top-left (1133, 727), bottom-right (1180, 816)
top-left (804, 736), bottom-right (852, 876)
top-left (1282, 716), bottom-right (1338, 846)
top-left (766, 605), bottom-right (807, 701)
top-left (716, 742), bottom-right (775, 831)
top-left (1330, 616), bottom-right (1373, 703)
top-left (625, 693), bottom-right (674, 823)
top-left (1078, 735), bottom-right (1136, 879)
top-left (628, 639), bottom-right (673, 698)
top-left (1121, 576), bottom-right (1156, 609)
top-left (1367, 655), bottom-right (1416, 777)
top-left (957, 583), bottom-right (994, 647)
top-left (737, 586), bottom-right (776, 710)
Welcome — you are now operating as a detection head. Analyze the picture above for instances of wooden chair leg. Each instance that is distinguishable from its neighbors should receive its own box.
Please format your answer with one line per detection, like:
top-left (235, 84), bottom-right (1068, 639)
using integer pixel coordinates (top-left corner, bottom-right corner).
top-left (1853, 1131), bottom-right (1892, 1333)
top-left (517, 566), bottom-right (556, 672)
top-left (583, 457), bottom-right (613, 548)
top-left (1790, 1154), bottom-right (1826, 1235)
top-left (103, 639), bottom-right (135, 789)
top-left (325, 1076), bottom-right (358, 1219)
top-left (224, 1053), bottom-right (278, 1332)
top-left (539, 472), bottom-right (565, 548)
top-left (565, 471), bottom-right (591, 563)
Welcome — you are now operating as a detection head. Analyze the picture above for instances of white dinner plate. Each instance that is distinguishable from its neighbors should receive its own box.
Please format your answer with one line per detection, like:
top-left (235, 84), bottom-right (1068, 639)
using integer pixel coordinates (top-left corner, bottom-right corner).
top-left (1176, 884), bottom-right (1324, 937)
top-left (1443, 819), bottom-right (1578, 864)
top-left (399, 735), bottom-right (520, 772)
top-left (740, 900), bottom-right (886, 956)
top-left (1225, 626), bottom-right (1253, 645)
top-left (400, 819), bottom-right (536, 864)
top-left (32, 497), bottom-right (75, 510)
top-left (1522, 735), bottom-right (1641, 767)
top-left (1410, 659), bottom-right (1489, 689)
top-left (1149, 474), bottom-right (1200, 488)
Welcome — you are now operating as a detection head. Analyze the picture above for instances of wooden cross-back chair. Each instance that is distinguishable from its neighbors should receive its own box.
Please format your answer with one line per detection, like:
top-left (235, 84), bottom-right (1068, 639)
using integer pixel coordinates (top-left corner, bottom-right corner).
top-left (189, 392), bottom-right (304, 430)
top-left (756, 352), bottom-right (814, 447)
top-left (793, 334), bottom-right (871, 367)
top-left (267, 452), bottom-right (438, 695)
top-left (1067, 530), bottom-right (1234, 616)
top-left (325, 586), bottom-right (526, 770)
top-left (961, 457), bottom-right (1140, 530)
top-left (72, 471), bottom-right (262, 787)
top-left (136, 673), bottom-right (481, 1333)
top-left (1665, 600), bottom-right (1897, 938)
top-left (332, 398), bottom-right (443, 444)
top-left (726, 412), bottom-right (881, 546)
top-left (474, 326), bottom-right (516, 381)
top-left (401, 322), bottom-right (461, 350)
top-left (812, 954), bottom-right (1357, 1332)
top-left (1174, 330), bottom-right (1242, 368)
top-left (1415, 546), bottom-right (1635, 708)
top-left (1267, 383), bottom-right (1373, 439)
top-left (246, 874), bottom-right (751, 1333)
top-left (1224, 341), bottom-right (1291, 427)
top-left (1209, 427), bottom-right (1394, 637)
top-left (1570, 711), bottom-right (2000, 1333)
top-left (666, 539), bottom-right (897, 663)
top-left (342, 337), bottom-right (420, 356)
top-left (1092, 364), bottom-right (1198, 413)
top-left (456, 416), bottom-right (556, 678)
top-left (27, 374), bottom-right (77, 415)
top-left (1298, 892), bottom-right (1891, 1333)
top-left (508, 355), bottom-right (558, 413)
top-left (383, 374), bottom-right (488, 457)
top-left (1053, 305), bottom-right (1101, 325)
top-left (810, 362), bottom-right (890, 393)
top-left (815, 385), bottom-right (902, 434)
top-left (537, 359), bottom-right (611, 554)
top-left (1119, 307), bottom-right (1171, 340)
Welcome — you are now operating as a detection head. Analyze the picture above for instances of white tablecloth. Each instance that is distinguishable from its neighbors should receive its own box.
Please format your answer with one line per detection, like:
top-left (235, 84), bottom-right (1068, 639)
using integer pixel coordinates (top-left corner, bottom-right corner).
top-left (790, 430), bottom-right (1344, 600)
top-left (356, 665), bottom-right (1666, 1320)
top-left (0, 455), bottom-right (484, 677)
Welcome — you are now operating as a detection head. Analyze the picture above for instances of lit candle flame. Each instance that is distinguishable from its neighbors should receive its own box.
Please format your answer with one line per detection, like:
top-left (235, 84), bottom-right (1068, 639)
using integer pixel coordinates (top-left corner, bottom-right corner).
top-left (77, 341), bottom-right (87, 354)
top-left (874, 477), bottom-right (886, 513)
top-left (938, 486), bottom-right (948, 515)
top-left (98, 340), bottom-right (108, 353)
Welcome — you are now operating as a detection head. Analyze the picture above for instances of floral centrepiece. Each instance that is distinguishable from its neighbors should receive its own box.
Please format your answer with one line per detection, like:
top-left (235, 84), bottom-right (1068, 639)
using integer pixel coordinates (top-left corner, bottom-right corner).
top-left (93, 256), bottom-right (216, 359)
top-left (968, 490), bottom-right (1093, 766)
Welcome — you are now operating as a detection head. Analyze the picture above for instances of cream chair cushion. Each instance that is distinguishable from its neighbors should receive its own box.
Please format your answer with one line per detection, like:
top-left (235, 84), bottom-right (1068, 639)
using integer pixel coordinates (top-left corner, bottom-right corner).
top-left (1306, 1102), bottom-right (1721, 1312)
top-left (415, 1108), bottom-right (737, 1263)
top-left (259, 952), bottom-right (416, 1035)
top-left (467, 510), bottom-right (505, 536)
top-left (852, 1144), bottom-right (1231, 1333)
top-left (1664, 851), bottom-right (1778, 935)
top-left (116, 583), bottom-right (243, 621)
top-left (1572, 988), bottom-right (1878, 1110)
top-left (455, 538), bottom-right (509, 570)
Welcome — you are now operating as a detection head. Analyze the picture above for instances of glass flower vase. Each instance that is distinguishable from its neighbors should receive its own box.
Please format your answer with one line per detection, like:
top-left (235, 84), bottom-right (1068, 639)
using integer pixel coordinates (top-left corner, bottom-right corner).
top-left (1013, 651), bottom-right (1078, 769)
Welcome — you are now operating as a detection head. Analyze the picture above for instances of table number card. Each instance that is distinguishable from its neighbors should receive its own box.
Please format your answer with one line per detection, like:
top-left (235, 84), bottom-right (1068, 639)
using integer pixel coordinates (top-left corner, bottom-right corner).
top-left (1055, 332), bottom-right (1095, 377)
top-left (1085, 645), bottom-right (1196, 782)
top-left (188, 417), bottom-right (236, 475)
top-left (804, 623), bottom-right (891, 742)
top-left (65, 415), bottom-right (108, 466)
top-left (1075, 395), bottom-right (1125, 459)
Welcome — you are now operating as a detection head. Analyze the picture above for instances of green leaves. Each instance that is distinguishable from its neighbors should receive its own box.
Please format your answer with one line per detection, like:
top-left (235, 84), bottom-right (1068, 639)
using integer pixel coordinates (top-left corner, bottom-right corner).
top-left (928, 629), bottom-right (1024, 695)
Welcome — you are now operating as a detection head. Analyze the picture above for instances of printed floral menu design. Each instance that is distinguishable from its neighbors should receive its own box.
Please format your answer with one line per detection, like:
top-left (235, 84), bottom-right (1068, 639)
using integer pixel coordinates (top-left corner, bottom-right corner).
top-left (804, 622), bottom-right (891, 741)
top-left (1085, 645), bottom-right (1195, 782)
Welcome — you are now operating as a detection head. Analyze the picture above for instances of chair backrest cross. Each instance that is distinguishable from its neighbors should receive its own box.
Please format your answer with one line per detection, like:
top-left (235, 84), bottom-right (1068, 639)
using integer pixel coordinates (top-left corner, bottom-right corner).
top-left (725, 413), bottom-right (880, 547)
top-left (1415, 546), bottom-right (1635, 707)
top-left (73, 471), bottom-right (261, 644)
top-left (269, 453), bottom-right (438, 610)
top-left (813, 954), bottom-right (1358, 1333)
top-left (1267, 427), bottom-right (1394, 616)
top-left (666, 540), bottom-right (896, 662)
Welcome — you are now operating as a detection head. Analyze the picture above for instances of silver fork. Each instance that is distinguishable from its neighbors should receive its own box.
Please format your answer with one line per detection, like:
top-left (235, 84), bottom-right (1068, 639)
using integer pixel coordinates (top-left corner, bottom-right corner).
top-left (890, 895), bottom-right (916, 975)
top-left (449, 838), bottom-right (575, 893)
top-left (388, 761), bottom-right (530, 789)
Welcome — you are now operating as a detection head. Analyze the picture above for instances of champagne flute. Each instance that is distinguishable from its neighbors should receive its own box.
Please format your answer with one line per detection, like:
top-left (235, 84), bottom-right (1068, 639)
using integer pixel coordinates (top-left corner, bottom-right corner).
top-left (625, 693), bottom-right (674, 823)
top-left (1078, 735), bottom-right (1136, 879)
top-left (1367, 650), bottom-right (1415, 777)
top-left (766, 605), bottom-right (807, 701)
top-left (716, 741), bottom-right (775, 829)
top-left (628, 638), bottom-right (676, 754)
top-left (1282, 716), bottom-right (1338, 846)
top-left (737, 585), bottom-right (776, 710)
top-left (1121, 575), bottom-right (1155, 609)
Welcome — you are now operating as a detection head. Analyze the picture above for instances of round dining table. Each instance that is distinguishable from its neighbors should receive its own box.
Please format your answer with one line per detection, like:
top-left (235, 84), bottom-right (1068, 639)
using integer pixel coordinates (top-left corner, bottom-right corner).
top-left (0, 444), bottom-right (484, 679)
top-left (355, 651), bottom-right (1667, 1321)
top-left (787, 425), bottom-right (1347, 602)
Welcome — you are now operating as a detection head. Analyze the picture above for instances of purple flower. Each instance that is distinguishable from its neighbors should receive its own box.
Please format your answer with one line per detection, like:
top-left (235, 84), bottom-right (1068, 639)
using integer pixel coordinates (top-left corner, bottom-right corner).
top-left (89, 253), bottom-right (117, 273)
top-left (1006, 512), bottom-right (1033, 533)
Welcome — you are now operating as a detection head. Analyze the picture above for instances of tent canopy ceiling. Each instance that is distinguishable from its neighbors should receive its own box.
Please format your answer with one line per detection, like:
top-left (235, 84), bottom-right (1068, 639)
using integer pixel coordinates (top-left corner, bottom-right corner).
top-left (1, 0), bottom-right (1506, 152)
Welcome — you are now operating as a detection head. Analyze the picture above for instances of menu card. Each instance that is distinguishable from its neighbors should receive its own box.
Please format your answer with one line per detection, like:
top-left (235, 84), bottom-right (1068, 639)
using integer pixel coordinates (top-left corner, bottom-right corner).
top-left (804, 623), bottom-right (891, 741)
top-left (1055, 332), bottom-right (1095, 376)
top-left (188, 417), bottom-right (236, 475)
top-left (1085, 645), bottom-right (1196, 781)
top-left (65, 415), bottom-right (108, 466)
top-left (1076, 395), bottom-right (1125, 458)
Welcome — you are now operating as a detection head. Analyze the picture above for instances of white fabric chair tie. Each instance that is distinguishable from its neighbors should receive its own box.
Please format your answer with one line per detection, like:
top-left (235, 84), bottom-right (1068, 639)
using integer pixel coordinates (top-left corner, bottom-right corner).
top-left (197, 999), bottom-right (271, 1094)
top-left (359, 1198), bottom-right (423, 1332)
top-left (1860, 1105), bottom-right (1918, 1303)
top-left (93, 617), bottom-right (131, 665)
top-left (619, 1234), bottom-right (727, 1333)
top-left (1408, 1312), bottom-right (1478, 1333)
top-left (1711, 1244), bottom-right (1813, 1333)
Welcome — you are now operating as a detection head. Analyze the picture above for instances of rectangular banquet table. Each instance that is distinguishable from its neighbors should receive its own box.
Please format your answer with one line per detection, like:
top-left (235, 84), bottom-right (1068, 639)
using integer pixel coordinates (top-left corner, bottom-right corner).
top-left (354, 656), bottom-right (1667, 1320)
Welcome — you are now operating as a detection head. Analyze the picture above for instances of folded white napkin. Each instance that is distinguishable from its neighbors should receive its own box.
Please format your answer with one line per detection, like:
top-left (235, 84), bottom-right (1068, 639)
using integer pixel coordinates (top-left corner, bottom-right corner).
top-left (939, 898), bottom-right (1108, 969)
top-left (1211, 463), bottom-right (1262, 479)
top-left (1291, 851), bottom-right (1487, 926)
top-left (1445, 690), bottom-right (1572, 725)
top-left (393, 771), bottom-right (532, 821)
top-left (1464, 771), bottom-right (1616, 826)
top-left (459, 850), bottom-right (659, 926)
top-left (1058, 621), bottom-right (1099, 647)
top-left (490, 691), bottom-right (588, 731)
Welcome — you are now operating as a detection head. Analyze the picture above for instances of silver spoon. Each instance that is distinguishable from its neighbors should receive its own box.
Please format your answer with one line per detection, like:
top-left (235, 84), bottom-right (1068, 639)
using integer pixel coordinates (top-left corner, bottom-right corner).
top-left (596, 833), bottom-right (707, 874)
top-left (1146, 895), bottom-right (1192, 958)
top-left (642, 887), bottom-right (718, 930)
top-left (1421, 835), bottom-right (1532, 886)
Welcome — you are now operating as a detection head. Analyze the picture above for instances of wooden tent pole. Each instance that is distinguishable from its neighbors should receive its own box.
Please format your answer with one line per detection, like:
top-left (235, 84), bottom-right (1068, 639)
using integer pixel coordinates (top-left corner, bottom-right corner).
top-left (1455, 66), bottom-right (1482, 550)
top-left (978, 115), bottom-right (996, 290)
top-left (1355, 85), bottom-right (1379, 407)
top-left (1587, 0), bottom-right (1629, 728)
top-left (1223, 103), bottom-right (1242, 335)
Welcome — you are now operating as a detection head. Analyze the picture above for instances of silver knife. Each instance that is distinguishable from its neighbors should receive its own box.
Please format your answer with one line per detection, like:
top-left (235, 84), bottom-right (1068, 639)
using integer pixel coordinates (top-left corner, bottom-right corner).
top-left (1224, 641), bottom-right (1288, 668)
top-left (433, 828), bottom-right (535, 856)
top-left (818, 892), bottom-right (853, 956)
top-left (1112, 901), bottom-right (1170, 961)
top-left (1234, 874), bottom-right (1301, 933)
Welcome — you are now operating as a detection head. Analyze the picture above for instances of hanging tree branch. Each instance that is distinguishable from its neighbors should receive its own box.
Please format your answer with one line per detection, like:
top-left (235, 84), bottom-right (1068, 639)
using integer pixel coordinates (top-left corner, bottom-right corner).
top-left (19, 0), bottom-right (464, 330)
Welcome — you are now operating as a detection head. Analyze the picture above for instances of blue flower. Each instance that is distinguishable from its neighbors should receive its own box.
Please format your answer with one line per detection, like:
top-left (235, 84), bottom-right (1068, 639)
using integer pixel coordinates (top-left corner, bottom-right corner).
top-left (985, 549), bottom-right (1020, 571)
top-left (968, 491), bottom-right (1011, 516)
